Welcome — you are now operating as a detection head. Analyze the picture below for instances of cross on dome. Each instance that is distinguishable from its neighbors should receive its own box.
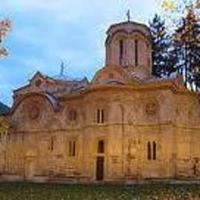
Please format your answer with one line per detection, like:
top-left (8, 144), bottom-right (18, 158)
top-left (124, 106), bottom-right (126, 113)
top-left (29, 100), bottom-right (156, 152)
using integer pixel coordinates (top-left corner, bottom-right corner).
top-left (126, 10), bottom-right (131, 22)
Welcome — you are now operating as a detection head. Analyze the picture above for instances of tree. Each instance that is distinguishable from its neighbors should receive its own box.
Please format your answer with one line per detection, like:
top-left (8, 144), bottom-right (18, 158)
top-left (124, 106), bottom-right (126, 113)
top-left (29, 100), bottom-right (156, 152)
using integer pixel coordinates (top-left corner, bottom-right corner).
top-left (0, 19), bottom-right (11, 59)
top-left (173, 8), bottom-right (200, 90)
top-left (149, 14), bottom-right (177, 78)
top-left (0, 102), bottom-right (10, 116)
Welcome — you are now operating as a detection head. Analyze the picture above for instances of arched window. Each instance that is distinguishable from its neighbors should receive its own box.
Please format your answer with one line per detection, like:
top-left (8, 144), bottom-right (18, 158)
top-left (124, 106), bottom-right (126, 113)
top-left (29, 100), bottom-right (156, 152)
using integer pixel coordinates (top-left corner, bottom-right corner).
top-left (68, 109), bottom-right (77, 121)
top-left (49, 136), bottom-right (55, 152)
top-left (98, 140), bottom-right (104, 153)
top-left (147, 141), bottom-right (157, 161)
top-left (153, 141), bottom-right (156, 160)
top-left (134, 39), bottom-right (138, 66)
top-left (35, 79), bottom-right (42, 87)
top-left (147, 142), bottom-right (151, 160)
top-left (69, 140), bottom-right (76, 157)
top-left (97, 109), bottom-right (105, 124)
top-left (119, 39), bottom-right (124, 65)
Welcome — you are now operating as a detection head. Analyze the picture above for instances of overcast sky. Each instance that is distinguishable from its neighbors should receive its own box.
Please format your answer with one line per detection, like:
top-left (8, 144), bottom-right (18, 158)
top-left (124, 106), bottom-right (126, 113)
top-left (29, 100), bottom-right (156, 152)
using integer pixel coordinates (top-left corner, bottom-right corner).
top-left (0, 0), bottom-right (162, 105)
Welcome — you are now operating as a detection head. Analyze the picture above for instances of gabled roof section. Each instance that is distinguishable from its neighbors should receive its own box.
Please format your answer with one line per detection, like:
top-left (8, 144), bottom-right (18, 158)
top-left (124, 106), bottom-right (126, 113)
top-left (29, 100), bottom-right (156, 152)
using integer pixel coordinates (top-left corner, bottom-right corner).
top-left (30, 71), bottom-right (44, 81)
top-left (13, 71), bottom-right (45, 94)
top-left (10, 92), bottom-right (60, 115)
top-left (13, 71), bottom-right (89, 99)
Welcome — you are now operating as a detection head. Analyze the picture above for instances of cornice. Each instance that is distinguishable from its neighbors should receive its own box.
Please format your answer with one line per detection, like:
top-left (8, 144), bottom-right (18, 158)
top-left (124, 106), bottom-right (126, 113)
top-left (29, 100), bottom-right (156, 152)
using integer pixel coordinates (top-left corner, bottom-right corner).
top-left (11, 121), bottom-right (200, 135)
top-left (59, 81), bottom-right (198, 102)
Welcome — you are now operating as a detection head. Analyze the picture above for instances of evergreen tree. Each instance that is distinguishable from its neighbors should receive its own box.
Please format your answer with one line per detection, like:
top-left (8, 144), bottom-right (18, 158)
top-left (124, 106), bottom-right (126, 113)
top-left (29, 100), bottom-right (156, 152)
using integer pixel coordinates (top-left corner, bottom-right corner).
top-left (163, 39), bottom-right (179, 77)
top-left (149, 14), bottom-right (177, 77)
top-left (174, 8), bottom-right (200, 90)
top-left (0, 102), bottom-right (10, 116)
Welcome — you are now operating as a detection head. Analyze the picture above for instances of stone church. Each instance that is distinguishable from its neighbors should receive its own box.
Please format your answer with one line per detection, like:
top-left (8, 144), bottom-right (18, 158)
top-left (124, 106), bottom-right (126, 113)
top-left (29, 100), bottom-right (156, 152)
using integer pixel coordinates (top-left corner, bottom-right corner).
top-left (0, 19), bottom-right (200, 183)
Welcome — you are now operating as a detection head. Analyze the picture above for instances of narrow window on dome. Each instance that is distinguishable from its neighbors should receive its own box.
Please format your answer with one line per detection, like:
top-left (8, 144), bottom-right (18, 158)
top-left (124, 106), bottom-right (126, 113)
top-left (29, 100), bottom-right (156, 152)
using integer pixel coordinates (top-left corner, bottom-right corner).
top-left (135, 39), bottom-right (138, 66)
top-left (119, 40), bottom-right (124, 65)
top-left (97, 109), bottom-right (100, 124)
top-left (101, 109), bottom-right (104, 123)
top-left (97, 109), bottom-right (105, 124)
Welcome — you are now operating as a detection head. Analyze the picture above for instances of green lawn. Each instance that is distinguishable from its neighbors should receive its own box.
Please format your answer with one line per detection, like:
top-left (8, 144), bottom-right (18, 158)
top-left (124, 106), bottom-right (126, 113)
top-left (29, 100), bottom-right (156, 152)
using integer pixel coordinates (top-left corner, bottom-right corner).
top-left (0, 182), bottom-right (199, 200)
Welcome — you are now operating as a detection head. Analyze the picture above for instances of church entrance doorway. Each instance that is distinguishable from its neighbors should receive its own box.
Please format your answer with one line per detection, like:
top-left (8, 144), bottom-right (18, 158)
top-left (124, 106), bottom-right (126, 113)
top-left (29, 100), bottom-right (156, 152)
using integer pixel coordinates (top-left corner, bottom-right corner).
top-left (96, 140), bottom-right (105, 181)
top-left (25, 150), bottom-right (36, 180)
top-left (25, 159), bottom-right (35, 179)
top-left (96, 156), bottom-right (104, 181)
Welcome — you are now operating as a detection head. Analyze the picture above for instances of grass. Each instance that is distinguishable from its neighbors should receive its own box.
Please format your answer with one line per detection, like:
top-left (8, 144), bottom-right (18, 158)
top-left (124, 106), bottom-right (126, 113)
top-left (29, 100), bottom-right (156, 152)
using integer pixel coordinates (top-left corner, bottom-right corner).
top-left (0, 182), bottom-right (199, 200)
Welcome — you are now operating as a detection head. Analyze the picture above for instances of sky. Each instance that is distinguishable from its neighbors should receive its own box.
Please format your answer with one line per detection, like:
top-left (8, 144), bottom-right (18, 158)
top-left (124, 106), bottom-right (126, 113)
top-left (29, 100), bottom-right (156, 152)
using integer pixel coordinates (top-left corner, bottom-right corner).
top-left (0, 0), bottom-right (162, 105)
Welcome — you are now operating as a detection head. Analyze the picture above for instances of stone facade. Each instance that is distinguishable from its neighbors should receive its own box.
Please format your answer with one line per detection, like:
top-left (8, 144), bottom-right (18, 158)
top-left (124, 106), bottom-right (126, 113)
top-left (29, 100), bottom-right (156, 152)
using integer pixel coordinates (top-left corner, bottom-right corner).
top-left (0, 20), bottom-right (200, 183)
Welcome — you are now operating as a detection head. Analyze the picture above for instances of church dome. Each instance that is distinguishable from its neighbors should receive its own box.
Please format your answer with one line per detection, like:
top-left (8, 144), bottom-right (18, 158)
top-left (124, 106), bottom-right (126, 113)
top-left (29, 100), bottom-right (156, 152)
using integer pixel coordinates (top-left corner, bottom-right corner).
top-left (105, 20), bottom-right (152, 78)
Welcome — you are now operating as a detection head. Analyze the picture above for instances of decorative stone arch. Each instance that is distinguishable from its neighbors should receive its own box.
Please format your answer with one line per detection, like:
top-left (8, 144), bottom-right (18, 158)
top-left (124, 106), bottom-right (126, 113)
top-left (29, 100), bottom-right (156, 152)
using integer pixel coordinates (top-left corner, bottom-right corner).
top-left (143, 98), bottom-right (160, 121)
top-left (105, 29), bottom-right (129, 45)
top-left (10, 92), bottom-right (59, 115)
top-left (106, 30), bottom-right (130, 67)
top-left (129, 31), bottom-right (151, 47)
top-left (64, 104), bottom-right (80, 125)
top-left (130, 30), bottom-right (151, 41)
top-left (106, 29), bottom-right (150, 45)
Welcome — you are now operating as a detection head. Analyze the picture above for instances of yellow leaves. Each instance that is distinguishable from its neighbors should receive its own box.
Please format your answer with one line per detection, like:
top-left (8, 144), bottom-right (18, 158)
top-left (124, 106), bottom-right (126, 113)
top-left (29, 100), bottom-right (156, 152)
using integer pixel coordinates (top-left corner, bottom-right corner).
top-left (161, 0), bottom-right (177, 12)
top-left (195, 0), bottom-right (200, 8)
top-left (0, 117), bottom-right (9, 135)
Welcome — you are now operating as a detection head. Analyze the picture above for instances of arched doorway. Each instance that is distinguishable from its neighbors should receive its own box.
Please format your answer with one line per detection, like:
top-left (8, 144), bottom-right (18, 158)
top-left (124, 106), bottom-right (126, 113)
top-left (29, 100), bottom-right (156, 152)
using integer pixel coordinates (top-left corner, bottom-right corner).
top-left (96, 156), bottom-right (104, 181)
top-left (25, 150), bottom-right (36, 180)
top-left (26, 159), bottom-right (35, 179)
top-left (96, 140), bottom-right (105, 181)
